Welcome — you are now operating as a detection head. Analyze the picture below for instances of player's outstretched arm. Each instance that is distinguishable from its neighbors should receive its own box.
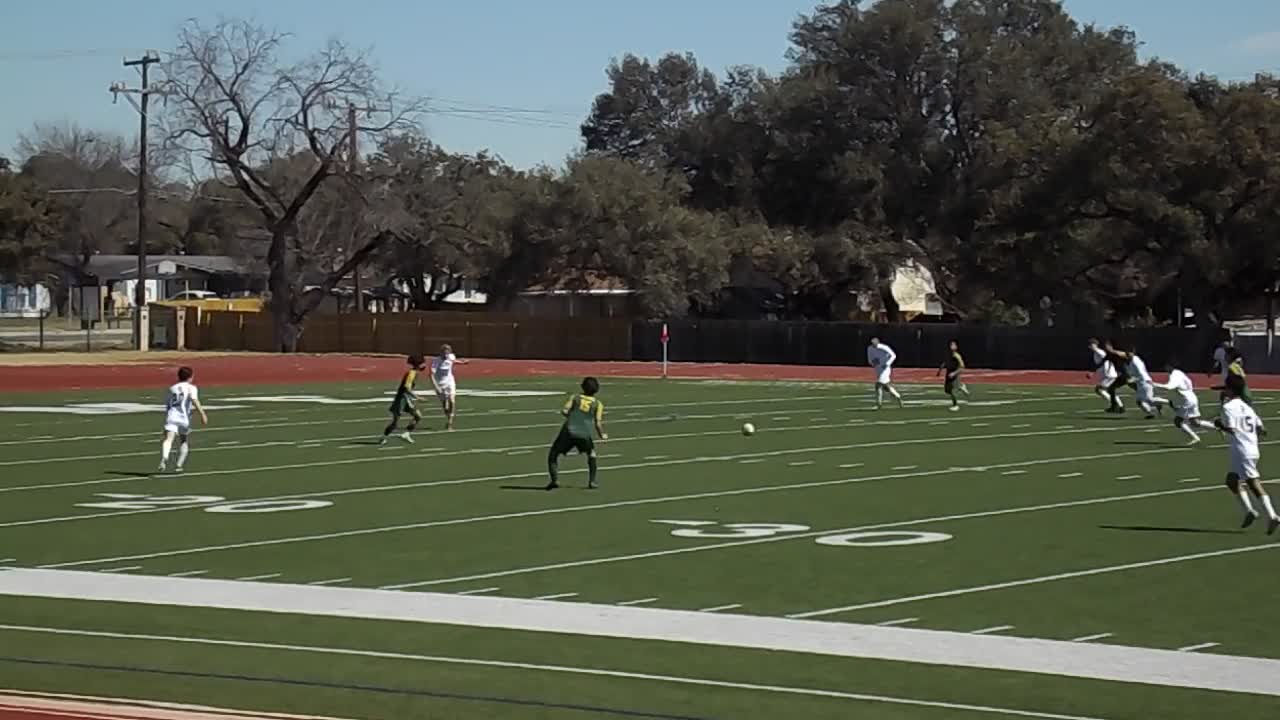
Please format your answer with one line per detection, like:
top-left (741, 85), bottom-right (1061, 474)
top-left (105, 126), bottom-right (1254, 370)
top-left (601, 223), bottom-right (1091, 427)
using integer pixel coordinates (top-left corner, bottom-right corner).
top-left (595, 403), bottom-right (607, 441)
top-left (193, 396), bottom-right (209, 425)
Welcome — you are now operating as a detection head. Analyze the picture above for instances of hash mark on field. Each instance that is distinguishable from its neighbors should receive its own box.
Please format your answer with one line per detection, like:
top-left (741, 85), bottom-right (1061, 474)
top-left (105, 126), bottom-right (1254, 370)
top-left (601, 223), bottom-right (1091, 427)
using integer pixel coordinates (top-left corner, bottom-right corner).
top-left (506, 451), bottom-right (532, 457)
top-left (929, 422), bottom-right (949, 426)
top-left (698, 604), bottom-right (742, 613)
top-left (1144, 429), bottom-right (1162, 434)
top-left (454, 587), bottom-right (500, 596)
top-left (1058, 472), bottom-right (1083, 478)
top-left (165, 570), bottom-right (208, 578)
top-left (1179, 477), bottom-right (1202, 483)
top-left (840, 463), bottom-right (865, 469)
top-left (1071, 633), bottom-right (1114, 643)
top-left (216, 441), bottom-right (241, 446)
top-left (643, 455), bottom-right (670, 461)
top-left (738, 459), bottom-right (766, 464)
top-left (1178, 642), bottom-right (1221, 653)
top-left (970, 625), bottom-right (1015, 635)
top-left (1055, 425), bottom-right (1076, 430)
top-left (789, 461), bottom-right (815, 467)
top-left (298, 443), bottom-right (324, 450)
top-left (1012, 424), bottom-right (1033, 429)
top-left (1116, 475), bottom-right (1142, 481)
top-left (1001, 470), bottom-right (1027, 476)
top-left (534, 592), bottom-right (579, 601)
top-left (876, 618), bottom-right (920, 627)
top-left (617, 598), bottom-right (659, 606)
top-left (235, 573), bottom-right (281, 582)
top-left (99, 566), bottom-right (142, 573)
top-left (971, 423), bottom-right (990, 428)
top-left (0, 559), bottom-right (15, 564)
top-left (307, 578), bottom-right (351, 587)
top-left (891, 465), bottom-right (919, 471)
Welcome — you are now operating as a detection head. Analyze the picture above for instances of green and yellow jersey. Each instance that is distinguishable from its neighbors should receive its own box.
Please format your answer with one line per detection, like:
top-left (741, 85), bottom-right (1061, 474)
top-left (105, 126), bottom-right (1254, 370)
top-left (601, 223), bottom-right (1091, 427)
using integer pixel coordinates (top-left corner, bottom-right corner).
top-left (944, 351), bottom-right (965, 378)
top-left (389, 369), bottom-right (420, 414)
top-left (562, 394), bottom-right (604, 439)
top-left (1228, 360), bottom-right (1253, 403)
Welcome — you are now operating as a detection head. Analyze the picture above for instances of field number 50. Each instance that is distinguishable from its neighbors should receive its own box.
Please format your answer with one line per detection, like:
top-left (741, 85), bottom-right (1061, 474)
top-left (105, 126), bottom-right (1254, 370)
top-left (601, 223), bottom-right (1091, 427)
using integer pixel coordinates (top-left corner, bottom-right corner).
top-left (651, 520), bottom-right (951, 547)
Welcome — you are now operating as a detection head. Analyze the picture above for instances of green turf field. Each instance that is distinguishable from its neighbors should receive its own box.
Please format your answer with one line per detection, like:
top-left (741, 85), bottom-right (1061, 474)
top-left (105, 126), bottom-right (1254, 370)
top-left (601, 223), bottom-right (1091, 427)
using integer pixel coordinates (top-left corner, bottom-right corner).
top-left (1, 377), bottom-right (1278, 719)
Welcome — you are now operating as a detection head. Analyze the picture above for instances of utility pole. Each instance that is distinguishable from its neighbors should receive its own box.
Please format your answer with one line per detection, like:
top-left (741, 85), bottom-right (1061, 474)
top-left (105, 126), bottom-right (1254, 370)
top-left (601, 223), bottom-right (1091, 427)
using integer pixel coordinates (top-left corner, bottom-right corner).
top-left (327, 97), bottom-right (387, 314)
top-left (111, 51), bottom-right (162, 350)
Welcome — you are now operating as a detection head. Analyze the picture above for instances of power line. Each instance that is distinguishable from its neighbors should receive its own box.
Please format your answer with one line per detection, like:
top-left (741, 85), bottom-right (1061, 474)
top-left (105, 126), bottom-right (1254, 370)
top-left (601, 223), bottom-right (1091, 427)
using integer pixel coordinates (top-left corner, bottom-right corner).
top-left (0, 48), bottom-right (150, 62)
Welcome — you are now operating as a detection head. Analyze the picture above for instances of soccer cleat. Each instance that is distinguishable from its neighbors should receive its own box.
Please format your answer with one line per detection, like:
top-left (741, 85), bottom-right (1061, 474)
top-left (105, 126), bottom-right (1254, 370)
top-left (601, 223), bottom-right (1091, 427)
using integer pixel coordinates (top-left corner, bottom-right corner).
top-left (545, 482), bottom-right (560, 491)
top-left (1269, 517), bottom-right (1279, 536)
top-left (175, 466), bottom-right (185, 474)
top-left (400, 432), bottom-right (414, 444)
top-left (949, 405), bottom-right (959, 412)
top-left (1242, 511), bottom-right (1259, 529)
top-left (157, 463), bottom-right (166, 473)
top-left (1187, 435), bottom-right (1202, 446)
top-left (587, 482), bottom-right (599, 490)
top-left (378, 437), bottom-right (388, 446)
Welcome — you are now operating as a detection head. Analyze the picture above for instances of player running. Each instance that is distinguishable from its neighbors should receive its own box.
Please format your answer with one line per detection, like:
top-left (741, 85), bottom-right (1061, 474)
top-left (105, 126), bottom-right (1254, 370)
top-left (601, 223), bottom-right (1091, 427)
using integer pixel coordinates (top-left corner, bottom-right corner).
top-left (381, 355), bottom-right (426, 445)
top-left (868, 337), bottom-right (904, 410)
top-left (546, 377), bottom-right (607, 491)
top-left (937, 339), bottom-right (970, 411)
top-left (1122, 349), bottom-right (1168, 419)
top-left (1088, 338), bottom-right (1123, 413)
top-left (430, 344), bottom-right (468, 431)
top-left (1214, 375), bottom-right (1278, 534)
top-left (1157, 359), bottom-right (1216, 445)
top-left (158, 366), bottom-right (208, 474)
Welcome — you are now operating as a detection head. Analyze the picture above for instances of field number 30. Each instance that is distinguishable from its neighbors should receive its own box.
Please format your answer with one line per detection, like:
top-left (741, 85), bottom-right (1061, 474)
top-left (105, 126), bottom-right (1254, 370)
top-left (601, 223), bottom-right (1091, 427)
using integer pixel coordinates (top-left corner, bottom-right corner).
top-left (77, 493), bottom-right (331, 514)
top-left (651, 520), bottom-right (951, 547)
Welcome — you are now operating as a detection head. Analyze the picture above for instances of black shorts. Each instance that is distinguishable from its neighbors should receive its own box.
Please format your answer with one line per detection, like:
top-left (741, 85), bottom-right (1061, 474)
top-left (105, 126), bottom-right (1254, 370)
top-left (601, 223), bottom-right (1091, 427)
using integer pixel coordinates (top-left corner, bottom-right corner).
top-left (944, 377), bottom-right (958, 394)
top-left (550, 427), bottom-right (595, 457)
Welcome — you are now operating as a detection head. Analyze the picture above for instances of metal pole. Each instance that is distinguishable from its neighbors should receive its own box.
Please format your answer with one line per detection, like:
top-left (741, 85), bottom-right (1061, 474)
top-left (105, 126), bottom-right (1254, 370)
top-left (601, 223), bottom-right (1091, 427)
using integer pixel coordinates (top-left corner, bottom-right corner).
top-left (123, 52), bottom-right (160, 350)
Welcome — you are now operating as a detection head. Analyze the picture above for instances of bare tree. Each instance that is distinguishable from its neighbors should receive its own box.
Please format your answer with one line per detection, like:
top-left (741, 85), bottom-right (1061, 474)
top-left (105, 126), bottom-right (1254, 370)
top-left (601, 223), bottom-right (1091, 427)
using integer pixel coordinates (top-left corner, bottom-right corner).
top-left (158, 18), bottom-right (423, 350)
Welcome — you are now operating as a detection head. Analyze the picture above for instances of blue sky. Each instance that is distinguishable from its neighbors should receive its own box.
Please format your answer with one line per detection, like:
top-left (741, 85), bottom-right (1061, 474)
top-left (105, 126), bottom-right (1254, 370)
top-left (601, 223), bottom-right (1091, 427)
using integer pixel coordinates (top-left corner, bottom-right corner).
top-left (2, 0), bottom-right (1279, 170)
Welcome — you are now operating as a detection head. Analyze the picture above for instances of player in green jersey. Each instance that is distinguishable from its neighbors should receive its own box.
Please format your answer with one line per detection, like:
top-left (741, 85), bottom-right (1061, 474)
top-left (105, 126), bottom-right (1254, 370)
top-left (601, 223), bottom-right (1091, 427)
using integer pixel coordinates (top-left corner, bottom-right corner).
top-left (546, 377), bottom-right (607, 491)
top-left (381, 355), bottom-right (426, 445)
top-left (937, 339), bottom-right (970, 411)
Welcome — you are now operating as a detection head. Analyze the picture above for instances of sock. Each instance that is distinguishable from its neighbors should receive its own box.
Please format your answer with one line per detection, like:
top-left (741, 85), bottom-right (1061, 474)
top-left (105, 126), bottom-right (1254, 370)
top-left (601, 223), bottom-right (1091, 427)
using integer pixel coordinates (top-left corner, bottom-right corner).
top-left (406, 419), bottom-right (418, 433)
top-left (888, 386), bottom-right (902, 400)
top-left (1154, 397), bottom-right (1171, 408)
top-left (547, 454), bottom-right (560, 485)
top-left (177, 443), bottom-right (190, 468)
top-left (1194, 419), bottom-right (1216, 430)
top-left (1260, 493), bottom-right (1278, 520)
top-left (1095, 387), bottom-right (1110, 402)
top-left (1178, 423), bottom-right (1199, 441)
top-left (383, 420), bottom-right (397, 436)
top-left (950, 394), bottom-right (958, 408)
top-left (959, 384), bottom-right (970, 397)
top-left (1140, 402), bottom-right (1156, 415)
top-left (1238, 491), bottom-right (1257, 515)
top-left (876, 387), bottom-right (884, 406)
top-left (588, 455), bottom-right (599, 487)
top-left (160, 436), bottom-right (174, 463)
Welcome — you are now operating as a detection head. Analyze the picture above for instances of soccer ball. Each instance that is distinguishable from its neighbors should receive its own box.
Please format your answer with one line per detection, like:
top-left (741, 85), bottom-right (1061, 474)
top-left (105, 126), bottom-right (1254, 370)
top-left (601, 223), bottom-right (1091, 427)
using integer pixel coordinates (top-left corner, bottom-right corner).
top-left (742, 422), bottom-right (755, 436)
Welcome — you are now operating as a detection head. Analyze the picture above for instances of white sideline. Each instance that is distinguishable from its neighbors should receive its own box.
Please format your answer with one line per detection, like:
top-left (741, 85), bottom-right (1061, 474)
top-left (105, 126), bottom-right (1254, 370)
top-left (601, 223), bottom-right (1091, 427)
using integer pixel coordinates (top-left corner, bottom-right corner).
top-left (0, 569), bottom-right (1276, 698)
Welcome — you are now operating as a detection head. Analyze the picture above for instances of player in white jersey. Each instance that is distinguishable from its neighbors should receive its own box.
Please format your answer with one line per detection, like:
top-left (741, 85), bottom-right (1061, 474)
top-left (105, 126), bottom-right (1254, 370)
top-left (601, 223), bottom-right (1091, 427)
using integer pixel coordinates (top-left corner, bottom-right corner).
top-left (867, 338), bottom-right (904, 410)
top-left (430, 344), bottom-right (468, 431)
top-left (158, 366), bottom-right (208, 473)
top-left (1214, 376), bottom-right (1278, 534)
top-left (1157, 359), bottom-right (1215, 445)
top-left (1087, 339), bottom-right (1123, 412)
top-left (1122, 350), bottom-right (1168, 419)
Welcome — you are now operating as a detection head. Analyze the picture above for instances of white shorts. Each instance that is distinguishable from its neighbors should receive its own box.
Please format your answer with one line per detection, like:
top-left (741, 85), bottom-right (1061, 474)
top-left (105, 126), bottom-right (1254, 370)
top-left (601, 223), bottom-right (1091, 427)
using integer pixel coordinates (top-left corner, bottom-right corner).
top-left (163, 421), bottom-right (190, 436)
top-left (875, 368), bottom-right (892, 385)
top-left (1095, 374), bottom-right (1117, 389)
top-left (1230, 453), bottom-right (1261, 480)
top-left (436, 380), bottom-right (457, 399)
top-left (1175, 401), bottom-right (1201, 420)
top-left (1135, 382), bottom-right (1155, 405)
top-left (164, 411), bottom-right (190, 436)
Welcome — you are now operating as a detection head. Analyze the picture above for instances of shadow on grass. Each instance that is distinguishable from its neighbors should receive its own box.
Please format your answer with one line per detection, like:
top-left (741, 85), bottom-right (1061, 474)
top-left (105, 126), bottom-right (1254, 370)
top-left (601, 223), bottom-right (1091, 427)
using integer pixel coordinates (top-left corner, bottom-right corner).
top-left (1099, 524), bottom-right (1238, 535)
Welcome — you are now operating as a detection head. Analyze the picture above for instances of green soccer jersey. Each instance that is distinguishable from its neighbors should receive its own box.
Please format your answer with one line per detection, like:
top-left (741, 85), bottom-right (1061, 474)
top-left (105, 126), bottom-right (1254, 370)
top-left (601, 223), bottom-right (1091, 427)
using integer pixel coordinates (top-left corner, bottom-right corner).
top-left (562, 394), bottom-right (604, 439)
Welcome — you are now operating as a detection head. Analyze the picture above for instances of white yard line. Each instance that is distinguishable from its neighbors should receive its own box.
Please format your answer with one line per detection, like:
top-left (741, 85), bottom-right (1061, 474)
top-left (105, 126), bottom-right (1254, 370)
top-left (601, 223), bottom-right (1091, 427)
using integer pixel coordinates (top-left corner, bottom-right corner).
top-left (3, 422), bottom-right (1170, 531)
top-left (1178, 477), bottom-right (1203, 483)
top-left (40, 444), bottom-right (1236, 572)
top-left (1001, 470), bottom-right (1027, 476)
top-left (1071, 633), bottom-right (1114, 643)
top-left (0, 578), bottom-right (1277, 698)
top-left (1178, 643), bottom-right (1221, 653)
top-left (306, 578), bottom-right (351, 587)
top-left (698, 604), bottom-right (742, 613)
top-left (875, 618), bottom-right (920, 627)
top-left (165, 570), bottom-right (208, 578)
top-left (98, 566), bottom-right (141, 573)
top-left (1058, 473), bottom-right (1083, 479)
top-left (1115, 475), bottom-right (1142, 481)
top-left (791, 544), bottom-right (1280, 618)
top-left (617, 598), bottom-right (659, 607)
top-left (454, 587), bottom-right (501, 596)
top-left (971, 625), bottom-right (1015, 636)
top-left (533, 592), bottom-right (578, 601)
top-left (0, 623), bottom-right (1115, 720)
top-left (234, 573), bottom-right (280, 582)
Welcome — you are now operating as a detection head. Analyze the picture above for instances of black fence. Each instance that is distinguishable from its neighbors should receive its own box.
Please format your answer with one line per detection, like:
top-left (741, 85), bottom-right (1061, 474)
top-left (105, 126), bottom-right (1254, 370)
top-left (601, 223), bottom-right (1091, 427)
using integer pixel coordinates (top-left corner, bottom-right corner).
top-left (632, 320), bottom-right (1210, 371)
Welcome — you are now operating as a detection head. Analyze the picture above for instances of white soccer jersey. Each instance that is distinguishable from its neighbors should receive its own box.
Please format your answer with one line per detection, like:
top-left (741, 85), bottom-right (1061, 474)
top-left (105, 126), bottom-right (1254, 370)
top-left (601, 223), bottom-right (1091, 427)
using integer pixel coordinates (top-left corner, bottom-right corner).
top-left (1222, 398), bottom-right (1263, 460)
top-left (1127, 355), bottom-right (1152, 384)
top-left (1091, 347), bottom-right (1117, 382)
top-left (1161, 369), bottom-right (1200, 417)
top-left (432, 353), bottom-right (457, 388)
top-left (868, 344), bottom-right (897, 384)
top-left (164, 381), bottom-right (199, 430)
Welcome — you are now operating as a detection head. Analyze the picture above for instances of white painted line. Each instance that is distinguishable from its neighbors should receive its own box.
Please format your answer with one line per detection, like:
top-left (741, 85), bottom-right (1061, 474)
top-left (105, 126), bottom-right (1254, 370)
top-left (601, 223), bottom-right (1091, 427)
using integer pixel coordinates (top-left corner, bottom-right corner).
top-left (234, 573), bottom-right (281, 582)
top-left (165, 570), bottom-right (208, 578)
top-left (788, 461), bottom-right (815, 467)
top-left (971, 423), bottom-right (990, 428)
top-left (1179, 643), bottom-right (1221, 653)
top-left (792, 544), bottom-right (1280, 618)
top-left (0, 623), bottom-right (1121, 720)
top-left (0, 576), bottom-right (1276, 699)
top-left (891, 465), bottom-right (919, 471)
top-left (533, 592), bottom-right (578, 601)
top-left (454, 587), bottom-right (500, 596)
top-left (1012, 424), bottom-right (1033, 429)
top-left (773, 417), bottom-right (791, 421)
top-left (215, 441), bottom-right (241, 446)
top-left (0, 559), bottom-right (15, 564)
top-left (298, 444), bottom-right (324, 450)
top-left (738, 459), bottom-right (766, 464)
top-left (505, 451), bottom-right (531, 457)
top-left (1071, 633), bottom-right (1114, 643)
top-left (1001, 470), bottom-right (1028, 476)
top-left (1059, 473), bottom-right (1083, 478)
top-left (1055, 425), bottom-right (1076, 430)
top-left (698, 604), bottom-right (742, 613)
top-left (840, 463), bottom-right (865, 469)
top-left (971, 625), bottom-right (1015, 636)
top-left (98, 566), bottom-right (141, 574)
top-left (643, 455), bottom-right (670, 461)
top-left (1178, 477), bottom-right (1202, 483)
top-left (617, 598), bottom-right (659, 606)
top-left (875, 618), bottom-right (920, 627)
top-left (307, 578), bottom-right (351, 587)
top-left (1116, 475), bottom-right (1142, 481)
top-left (1144, 429), bottom-right (1162, 434)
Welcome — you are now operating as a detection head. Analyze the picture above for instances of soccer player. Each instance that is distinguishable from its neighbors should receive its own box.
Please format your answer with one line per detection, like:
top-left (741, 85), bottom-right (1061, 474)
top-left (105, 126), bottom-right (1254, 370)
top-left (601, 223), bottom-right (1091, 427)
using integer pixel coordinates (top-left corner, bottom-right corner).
top-left (430, 344), bottom-right (468, 431)
top-left (867, 337), bottom-right (904, 410)
top-left (546, 377), bottom-right (607, 491)
top-left (1088, 338), bottom-right (1122, 412)
top-left (1102, 340), bottom-right (1133, 413)
top-left (381, 355), bottom-right (426, 445)
top-left (1210, 334), bottom-right (1233, 385)
top-left (1214, 375), bottom-right (1278, 534)
top-left (1122, 349), bottom-right (1168, 419)
top-left (1157, 359), bottom-right (1216, 445)
top-left (937, 339), bottom-right (970, 411)
top-left (158, 366), bottom-right (208, 474)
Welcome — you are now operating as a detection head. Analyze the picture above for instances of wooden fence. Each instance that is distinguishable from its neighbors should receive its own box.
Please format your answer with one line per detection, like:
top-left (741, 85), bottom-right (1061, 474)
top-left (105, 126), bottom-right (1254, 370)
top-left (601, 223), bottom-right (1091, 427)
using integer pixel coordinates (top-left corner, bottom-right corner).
top-left (182, 310), bottom-right (633, 360)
